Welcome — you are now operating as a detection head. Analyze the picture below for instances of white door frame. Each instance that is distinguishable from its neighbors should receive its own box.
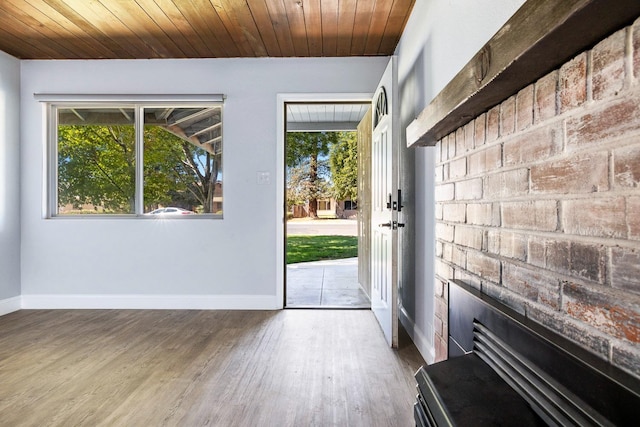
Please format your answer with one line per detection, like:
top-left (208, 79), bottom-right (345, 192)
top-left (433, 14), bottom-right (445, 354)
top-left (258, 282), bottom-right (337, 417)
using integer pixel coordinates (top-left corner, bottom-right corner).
top-left (276, 93), bottom-right (373, 308)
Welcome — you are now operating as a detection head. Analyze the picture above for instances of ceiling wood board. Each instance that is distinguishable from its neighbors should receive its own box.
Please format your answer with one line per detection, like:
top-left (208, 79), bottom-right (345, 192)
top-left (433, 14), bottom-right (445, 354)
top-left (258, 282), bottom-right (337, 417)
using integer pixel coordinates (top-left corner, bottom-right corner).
top-left (0, 0), bottom-right (415, 59)
top-left (406, 0), bottom-right (640, 147)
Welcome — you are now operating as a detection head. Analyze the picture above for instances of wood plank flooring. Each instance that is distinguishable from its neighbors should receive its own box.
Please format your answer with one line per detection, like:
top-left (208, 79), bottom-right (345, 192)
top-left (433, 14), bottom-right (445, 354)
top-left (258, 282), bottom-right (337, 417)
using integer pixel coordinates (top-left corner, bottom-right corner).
top-left (0, 309), bottom-right (424, 426)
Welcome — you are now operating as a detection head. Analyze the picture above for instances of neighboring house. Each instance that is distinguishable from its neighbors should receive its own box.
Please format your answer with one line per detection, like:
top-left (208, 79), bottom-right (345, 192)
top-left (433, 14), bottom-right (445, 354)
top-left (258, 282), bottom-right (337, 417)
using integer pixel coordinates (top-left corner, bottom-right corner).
top-left (0, 0), bottom-right (639, 381)
top-left (290, 198), bottom-right (357, 219)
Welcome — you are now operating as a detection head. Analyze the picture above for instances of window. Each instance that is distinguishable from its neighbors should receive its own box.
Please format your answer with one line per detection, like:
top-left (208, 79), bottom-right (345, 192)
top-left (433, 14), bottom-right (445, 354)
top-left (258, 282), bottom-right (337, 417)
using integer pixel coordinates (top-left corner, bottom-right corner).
top-left (318, 200), bottom-right (331, 211)
top-left (344, 200), bottom-right (357, 210)
top-left (48, 100), bottom-right (223, 217)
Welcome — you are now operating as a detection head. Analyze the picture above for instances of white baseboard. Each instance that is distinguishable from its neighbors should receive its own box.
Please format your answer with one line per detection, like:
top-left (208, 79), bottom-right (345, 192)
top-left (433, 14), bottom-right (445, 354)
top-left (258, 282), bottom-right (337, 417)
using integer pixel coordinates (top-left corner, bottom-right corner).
top-left (21, 294), bottom-right (279, 310)
top-left (399, 305), bottom-right (435, 364)
top-left (0, 296), bottom-right (21, 316)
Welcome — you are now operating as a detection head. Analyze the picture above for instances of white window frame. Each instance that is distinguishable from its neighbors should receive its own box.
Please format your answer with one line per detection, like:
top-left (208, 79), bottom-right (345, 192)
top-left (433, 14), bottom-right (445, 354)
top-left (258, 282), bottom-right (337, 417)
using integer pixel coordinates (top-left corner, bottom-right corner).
top-left (38, 94), bottom-right (225, 219)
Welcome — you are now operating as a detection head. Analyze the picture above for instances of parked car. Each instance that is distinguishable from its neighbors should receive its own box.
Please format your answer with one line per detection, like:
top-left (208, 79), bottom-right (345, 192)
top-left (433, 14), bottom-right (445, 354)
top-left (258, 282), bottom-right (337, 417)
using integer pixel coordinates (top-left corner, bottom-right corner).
top-left (145, 207), bottom-right (194, 216)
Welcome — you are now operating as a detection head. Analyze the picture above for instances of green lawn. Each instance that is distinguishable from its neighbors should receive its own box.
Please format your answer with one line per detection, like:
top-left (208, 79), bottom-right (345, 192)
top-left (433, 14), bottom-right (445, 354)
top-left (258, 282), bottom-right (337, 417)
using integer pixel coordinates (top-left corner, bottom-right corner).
top-left (286, 235), bottom-right (358, 264)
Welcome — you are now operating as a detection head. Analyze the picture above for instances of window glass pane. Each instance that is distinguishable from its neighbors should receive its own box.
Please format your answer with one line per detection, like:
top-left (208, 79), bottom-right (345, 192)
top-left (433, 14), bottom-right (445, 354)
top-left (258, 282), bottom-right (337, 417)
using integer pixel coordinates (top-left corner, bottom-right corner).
top-left (143, 106), bottom-right (222, 215)
top-left (57, 107), bottom-right (135, 215)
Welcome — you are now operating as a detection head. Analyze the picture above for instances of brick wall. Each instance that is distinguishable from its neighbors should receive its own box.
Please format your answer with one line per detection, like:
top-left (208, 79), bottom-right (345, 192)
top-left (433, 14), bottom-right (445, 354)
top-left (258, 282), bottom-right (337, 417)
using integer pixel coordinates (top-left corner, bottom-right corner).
top-left (434, 19), bottom-right (640, 378)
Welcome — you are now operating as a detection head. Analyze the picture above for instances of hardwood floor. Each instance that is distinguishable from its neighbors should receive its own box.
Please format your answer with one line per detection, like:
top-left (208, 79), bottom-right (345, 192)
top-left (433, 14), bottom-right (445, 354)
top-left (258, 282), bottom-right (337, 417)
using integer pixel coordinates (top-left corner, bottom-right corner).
top-left (0, 309), bottom-right (424, 426)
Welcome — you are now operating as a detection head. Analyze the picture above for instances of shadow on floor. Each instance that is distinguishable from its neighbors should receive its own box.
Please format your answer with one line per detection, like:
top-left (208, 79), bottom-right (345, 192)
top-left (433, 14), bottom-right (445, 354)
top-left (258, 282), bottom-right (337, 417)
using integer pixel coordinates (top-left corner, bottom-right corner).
top-left (286, 257), bottom-right (370, 308)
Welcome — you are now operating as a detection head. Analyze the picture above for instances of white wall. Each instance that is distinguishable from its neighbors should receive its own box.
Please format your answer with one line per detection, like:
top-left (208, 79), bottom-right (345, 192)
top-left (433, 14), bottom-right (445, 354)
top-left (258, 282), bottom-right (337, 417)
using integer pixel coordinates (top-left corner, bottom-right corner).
top-left (395, 0), bottom-right (526, 362)
top-left (20, 57), bottom-right (388, 308)
top-left (0, 50), bottom-right (21, 313)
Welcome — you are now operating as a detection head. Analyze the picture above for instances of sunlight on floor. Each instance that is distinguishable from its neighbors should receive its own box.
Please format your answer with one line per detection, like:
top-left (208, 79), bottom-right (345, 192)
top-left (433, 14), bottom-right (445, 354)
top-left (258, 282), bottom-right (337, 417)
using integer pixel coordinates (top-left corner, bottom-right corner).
top-left (286, 257), bottom-right (370, 308)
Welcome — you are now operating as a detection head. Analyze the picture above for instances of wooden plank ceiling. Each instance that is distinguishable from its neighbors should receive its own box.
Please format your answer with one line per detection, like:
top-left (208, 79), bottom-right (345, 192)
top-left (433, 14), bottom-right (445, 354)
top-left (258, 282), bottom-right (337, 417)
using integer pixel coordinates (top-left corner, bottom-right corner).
top-left (0, 0), bottom-right (415, 60)
top-left (287, 103), bottom-right (369, 131)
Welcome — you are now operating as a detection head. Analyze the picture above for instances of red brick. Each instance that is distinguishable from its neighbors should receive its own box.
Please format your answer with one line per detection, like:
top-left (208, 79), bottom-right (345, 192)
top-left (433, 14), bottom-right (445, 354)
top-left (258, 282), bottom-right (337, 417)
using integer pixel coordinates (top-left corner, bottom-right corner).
top-left (434, 314), bottom-right (444, 338)
top-left (487, 229), bottom-right (500, 255)
top-left (628, 196), bottom-right (640, 240)
top-left (455, 178), bottom-right (483, 200)
top-left (434, 335), bottom-right (447, 362)
top-left (440, 135), bottom-right (450, 161)
top-left (503, 124), bottom-right (562, 166)
top-left (447, 133), bottom-right (456, 159)
top-left (455, 271), bottom-right (481, 290)
top-left (502, 262), bottom-right (540, 301)
top-left (436, 259), bottom-right (453, 280)
top-left (570, 243), bottom-right (607, 283)
top-left (592, 29), bottom-right (626, 101)
top-left (499, 231), bottom-right (527, 261)
top-left (634, 18), bottom-right (640, 79)
top-left (501, 96), bottom-right (516, 137)
top-left (442, 203), bottom-right (466, 223)
top-left (483, 282), bottom-right (526, 314)
top-left (611, 247), bottom-right (640, 295)
top-left (475, 114), bottom-right (487, 147)
top-left (614, 142), bottom-right (640, 188)
top-left (502, 200), bottom-right (558, 231)
top-left (449, 157), bottom-right (467, 178)
top-left (441, 242), bottom-right (452, 260)
top-left (516, 85), bottom-right (534, 131)
top-left (503, 262), bottom-right (560, 308)
top-left (531, 151), bottom-right (609, 194)
top-left (612, 343), bottom-right (640, 377)
top-left (442, 162), bottom-right (450, 181)
top-left (440, 139), bottom-right (448, 161)
top-left (562, 197), bottom-right (627, 238)
top-left (563, 319), bottom-right (610, 359)
top-left (563, 282), bottom-right (640, 343)
top-left (566, 99), bottom-right (640, 148)
top-left (546, 240), bottom-right (571, 275)
top-left (435, 294), bottom-right (448, 320)
top-left (532, 301), bottom-right (611, 361)
top-left (467, 250), bottom-right (501, 283)
top-left (440, 135), bottom-right (448, 162)
top-left (486, 144), bottom-right (503, 169)
top-left (485, 168), bottom-right (529, 199)
top-left (435, 165), bottom-right (444, 183)
top-left (435, 183), bottom-right (454, 201)
top-left (527, 236), bottom-right (546, 268)
top-left (534, 70), bottom-right (558, 123)
top-left (559, 53), bottom-right (587, 113)
top-left (434, 279), bottom-right (446, 298)
top-left (538, 284), bottom-right (563, 310)
top-left (451, 245), bottom-right (467, 269)
top-left (455, 127), bottom-right (465, 155)
top-left (464, 120), bottom-right (475, 152)
top-left (467, 203), bottom-right (498, 226)
top-left (486, 105), bottom-right (500, 143)
top-left (468, 151), bottom-right (483, 176)
top-left (436, 222), bottom-right (454, 242)
top-left (454, 225), bottom-right (483, 250)
top-left (469, 144), bottom-right (502, 175)
top-left (526, 304), bottom-right (564, 334)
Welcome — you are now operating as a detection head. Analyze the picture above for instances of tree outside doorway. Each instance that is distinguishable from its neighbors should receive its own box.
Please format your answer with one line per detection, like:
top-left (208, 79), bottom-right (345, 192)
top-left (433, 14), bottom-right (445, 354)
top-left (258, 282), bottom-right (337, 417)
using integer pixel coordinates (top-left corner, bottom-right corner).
top-left (286, 131), bottom-right (358, 220)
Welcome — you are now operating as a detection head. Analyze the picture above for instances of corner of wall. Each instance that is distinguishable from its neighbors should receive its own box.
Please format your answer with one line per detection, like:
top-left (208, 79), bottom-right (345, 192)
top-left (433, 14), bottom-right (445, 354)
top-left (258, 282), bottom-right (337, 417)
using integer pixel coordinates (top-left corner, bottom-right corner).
top-left (0, 49), bottom-right (22, 302)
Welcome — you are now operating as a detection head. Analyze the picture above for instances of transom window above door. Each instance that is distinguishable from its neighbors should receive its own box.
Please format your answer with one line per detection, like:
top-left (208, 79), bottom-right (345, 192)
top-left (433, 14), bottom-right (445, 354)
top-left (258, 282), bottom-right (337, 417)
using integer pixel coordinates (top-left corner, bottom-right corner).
top-left (43, 97), bottom-right (223, 218)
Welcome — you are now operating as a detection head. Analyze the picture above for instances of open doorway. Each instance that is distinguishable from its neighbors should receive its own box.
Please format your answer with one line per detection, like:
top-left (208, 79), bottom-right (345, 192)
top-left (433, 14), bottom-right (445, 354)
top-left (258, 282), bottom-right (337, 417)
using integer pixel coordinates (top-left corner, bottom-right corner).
top-left (284, 102), bottom-right (371, 308)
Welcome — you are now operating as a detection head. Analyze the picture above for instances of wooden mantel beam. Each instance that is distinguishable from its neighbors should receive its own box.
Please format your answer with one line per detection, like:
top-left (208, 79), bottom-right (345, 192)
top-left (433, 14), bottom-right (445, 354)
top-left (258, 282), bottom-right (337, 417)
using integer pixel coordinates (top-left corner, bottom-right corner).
top-left (406, 0), bottom-right (640, 147)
